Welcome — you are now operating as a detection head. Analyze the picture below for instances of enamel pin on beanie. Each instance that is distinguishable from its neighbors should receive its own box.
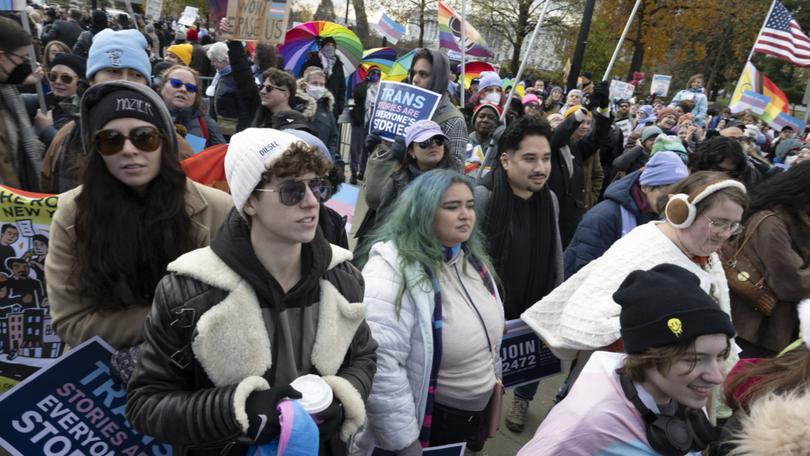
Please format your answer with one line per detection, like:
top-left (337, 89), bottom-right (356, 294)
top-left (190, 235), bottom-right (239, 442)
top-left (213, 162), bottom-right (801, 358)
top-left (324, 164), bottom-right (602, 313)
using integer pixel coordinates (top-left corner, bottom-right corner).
top-left (614, 263), bottom-right (735, 354)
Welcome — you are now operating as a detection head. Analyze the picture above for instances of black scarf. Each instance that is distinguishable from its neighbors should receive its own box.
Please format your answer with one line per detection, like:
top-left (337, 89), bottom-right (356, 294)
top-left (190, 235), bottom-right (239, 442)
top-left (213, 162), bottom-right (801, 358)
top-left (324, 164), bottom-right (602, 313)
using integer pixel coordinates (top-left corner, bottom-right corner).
top-left (481, 165), bottom-right (556, 317)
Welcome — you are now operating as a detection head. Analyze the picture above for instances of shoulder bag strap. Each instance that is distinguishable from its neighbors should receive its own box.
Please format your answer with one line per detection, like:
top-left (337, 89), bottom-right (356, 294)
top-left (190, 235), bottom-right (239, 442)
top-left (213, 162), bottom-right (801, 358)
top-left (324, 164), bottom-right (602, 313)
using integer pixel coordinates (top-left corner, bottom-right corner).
top-left (734, 211), bottom-right (775, 258)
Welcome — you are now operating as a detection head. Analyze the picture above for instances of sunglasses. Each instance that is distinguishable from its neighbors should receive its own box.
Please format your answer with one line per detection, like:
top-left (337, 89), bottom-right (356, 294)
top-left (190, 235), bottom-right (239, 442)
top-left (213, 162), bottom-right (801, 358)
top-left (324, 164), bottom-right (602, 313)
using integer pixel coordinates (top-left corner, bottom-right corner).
top-left (260, 83), bottom-right (286, 93)
top-left (416, 136), bottom-right (445, 149)
top-left (168, 78), bottom-right (198, 93)
top-left (254, 178), bottom-right (332, 206)
top-left (48, 72), bottom-right (75, 84)
top-left (94, 126), bottom-right (163, 156)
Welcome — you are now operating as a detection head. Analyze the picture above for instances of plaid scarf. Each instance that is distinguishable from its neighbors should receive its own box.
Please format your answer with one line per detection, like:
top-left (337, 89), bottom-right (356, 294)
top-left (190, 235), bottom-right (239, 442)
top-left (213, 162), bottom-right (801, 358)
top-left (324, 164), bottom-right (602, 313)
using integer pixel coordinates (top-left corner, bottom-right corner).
top-left (418, 244), bottom-right (496, 447)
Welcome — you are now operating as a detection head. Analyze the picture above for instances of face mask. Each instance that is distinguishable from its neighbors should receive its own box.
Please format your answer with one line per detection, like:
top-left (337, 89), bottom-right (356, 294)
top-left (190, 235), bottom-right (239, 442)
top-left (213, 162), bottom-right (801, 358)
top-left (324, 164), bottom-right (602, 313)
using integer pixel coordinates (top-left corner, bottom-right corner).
top-left (482, 92), bottom-right (501, 103)
top-left (307, 85), bottom-right (326, 100)
top-left (5, 59), bottom-right (32, 85)
top-left (322, 47), bottom-right (336, 59)
top-left (368, 72), bottom-right (380, 82)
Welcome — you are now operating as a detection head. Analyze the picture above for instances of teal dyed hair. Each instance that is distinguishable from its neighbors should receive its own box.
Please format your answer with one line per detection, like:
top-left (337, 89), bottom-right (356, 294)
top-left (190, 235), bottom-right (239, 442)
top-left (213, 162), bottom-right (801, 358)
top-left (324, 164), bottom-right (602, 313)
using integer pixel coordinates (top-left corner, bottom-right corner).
top-left (357, 169), bottom-right (496, 312)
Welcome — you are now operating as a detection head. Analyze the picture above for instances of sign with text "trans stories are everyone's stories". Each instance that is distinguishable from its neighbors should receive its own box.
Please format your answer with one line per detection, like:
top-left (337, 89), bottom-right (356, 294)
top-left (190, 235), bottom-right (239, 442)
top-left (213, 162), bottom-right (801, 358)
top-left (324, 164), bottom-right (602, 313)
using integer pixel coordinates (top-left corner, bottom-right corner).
top-left (368, 81), bottom-right (441, 142)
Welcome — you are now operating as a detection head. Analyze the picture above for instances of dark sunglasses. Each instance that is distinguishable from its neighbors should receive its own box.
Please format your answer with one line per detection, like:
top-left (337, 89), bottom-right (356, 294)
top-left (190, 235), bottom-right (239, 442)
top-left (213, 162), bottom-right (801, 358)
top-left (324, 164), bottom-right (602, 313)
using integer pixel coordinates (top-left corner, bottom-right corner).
top-left (94, 126), bottom-right (163, 156)
top-left (260, 83), bottom-right (286, 93)
top-left (416, 136), bottom-right (445, 149)
top-left (168, 78), bottom-right (198, 93)
top-left (254, 178), bottom-right (332, 206)
top-left (48, 72), bottom-right (75, 84)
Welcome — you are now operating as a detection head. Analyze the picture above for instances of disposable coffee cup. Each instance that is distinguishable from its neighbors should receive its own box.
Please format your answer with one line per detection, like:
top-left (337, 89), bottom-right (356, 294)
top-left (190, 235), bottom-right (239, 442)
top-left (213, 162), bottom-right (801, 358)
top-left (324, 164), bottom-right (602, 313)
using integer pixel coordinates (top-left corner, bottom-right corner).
top-left (290, 374), bottom-right (333, 414)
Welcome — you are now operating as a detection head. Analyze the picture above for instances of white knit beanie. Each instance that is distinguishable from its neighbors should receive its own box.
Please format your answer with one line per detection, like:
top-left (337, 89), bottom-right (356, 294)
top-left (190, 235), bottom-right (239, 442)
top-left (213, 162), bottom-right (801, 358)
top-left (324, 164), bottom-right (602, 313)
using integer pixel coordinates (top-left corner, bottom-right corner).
top-left (224, 128), bottom-right (301, 217)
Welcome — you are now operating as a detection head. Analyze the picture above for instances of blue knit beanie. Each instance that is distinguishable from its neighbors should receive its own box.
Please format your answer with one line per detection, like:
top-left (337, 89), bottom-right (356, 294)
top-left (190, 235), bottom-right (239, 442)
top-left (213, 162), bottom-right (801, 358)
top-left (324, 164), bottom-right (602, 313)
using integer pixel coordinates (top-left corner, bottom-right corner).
top-left (639, 151), bottom-right (689, 186)
top-left (477, 71), bottom-right (502, 93)
top-left (87, 29), bottom-right (151, 81)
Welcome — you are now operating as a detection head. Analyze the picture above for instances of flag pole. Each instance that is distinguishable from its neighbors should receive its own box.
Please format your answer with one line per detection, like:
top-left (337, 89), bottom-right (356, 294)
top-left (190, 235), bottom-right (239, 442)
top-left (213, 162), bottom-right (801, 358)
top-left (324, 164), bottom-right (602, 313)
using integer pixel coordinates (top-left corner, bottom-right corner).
top-left (602, 0), bottom-right (642, 81)
top-left (461, 0), bottom-right (466, 108)
top-left (746, 0), bottom-right (776, 64)
top-left (476, 0), bottom-right (550, 179)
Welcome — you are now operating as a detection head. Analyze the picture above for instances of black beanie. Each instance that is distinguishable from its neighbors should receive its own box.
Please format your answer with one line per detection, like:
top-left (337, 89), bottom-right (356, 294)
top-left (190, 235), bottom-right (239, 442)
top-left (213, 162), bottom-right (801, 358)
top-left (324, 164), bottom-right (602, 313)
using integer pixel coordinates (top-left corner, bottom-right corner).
top-left (615, 263), bottom-right (735, 354)
top-left (50, 53), bottom-right (87, 80)
top-left (86, 89), bottom-right (161, 137)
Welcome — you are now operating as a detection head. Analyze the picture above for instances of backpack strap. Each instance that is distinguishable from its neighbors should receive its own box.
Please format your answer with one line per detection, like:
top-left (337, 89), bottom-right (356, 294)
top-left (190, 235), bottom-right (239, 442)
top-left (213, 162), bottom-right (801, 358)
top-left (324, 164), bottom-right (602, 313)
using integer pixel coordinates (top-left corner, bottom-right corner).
top-left (197, 116), bottom-right (209, 141)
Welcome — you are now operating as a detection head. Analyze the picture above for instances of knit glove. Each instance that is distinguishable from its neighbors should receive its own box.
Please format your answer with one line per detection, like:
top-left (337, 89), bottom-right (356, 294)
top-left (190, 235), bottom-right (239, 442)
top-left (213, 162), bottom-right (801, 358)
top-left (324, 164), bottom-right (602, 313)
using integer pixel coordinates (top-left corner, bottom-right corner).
top-left (396, 440), bottom-right (423, 456)
top-left (244, 385), bottom-right (302, 443)
top-left (389, 135), bottom-right (407, 162)
top-left (587, 81), bottom-right (610, 110)
top-left (314, 398), bottom-right (344, 441)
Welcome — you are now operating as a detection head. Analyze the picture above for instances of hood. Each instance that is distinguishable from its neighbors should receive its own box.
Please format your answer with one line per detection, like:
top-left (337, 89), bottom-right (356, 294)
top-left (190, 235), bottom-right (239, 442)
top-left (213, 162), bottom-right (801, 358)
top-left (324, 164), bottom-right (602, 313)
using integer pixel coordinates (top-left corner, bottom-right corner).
top-left (79, 80), bottom-right (178, 156)
top-left (290, 91), bottom-right (318, 120)
top-left (296, 78), bottom-right (335, 112)
top-left (731, 389), bottom-right (810, 455)
top-left (408, 48), bottom-right (449, 96)
top-left (603, 170), bottom-right (642, 213)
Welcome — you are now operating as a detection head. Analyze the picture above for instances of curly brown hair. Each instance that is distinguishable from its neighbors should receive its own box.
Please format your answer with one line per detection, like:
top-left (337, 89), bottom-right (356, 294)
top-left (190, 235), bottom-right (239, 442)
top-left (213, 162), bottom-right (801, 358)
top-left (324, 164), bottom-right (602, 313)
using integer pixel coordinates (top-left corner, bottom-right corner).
top-left (259, 141), bottom-right (331, 183)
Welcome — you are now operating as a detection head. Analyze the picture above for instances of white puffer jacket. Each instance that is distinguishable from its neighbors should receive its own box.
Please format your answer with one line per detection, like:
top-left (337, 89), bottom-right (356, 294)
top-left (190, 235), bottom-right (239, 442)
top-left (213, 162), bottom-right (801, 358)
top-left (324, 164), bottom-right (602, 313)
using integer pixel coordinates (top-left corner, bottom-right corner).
top-left (351, 241), bottom-right (501, 454)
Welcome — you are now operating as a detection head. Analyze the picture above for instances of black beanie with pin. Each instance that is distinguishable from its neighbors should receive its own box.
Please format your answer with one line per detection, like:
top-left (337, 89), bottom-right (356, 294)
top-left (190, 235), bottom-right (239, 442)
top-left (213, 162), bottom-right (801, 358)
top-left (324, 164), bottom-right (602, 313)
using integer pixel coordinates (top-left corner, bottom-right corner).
top-left (614, 263), bottom-right (735, 354)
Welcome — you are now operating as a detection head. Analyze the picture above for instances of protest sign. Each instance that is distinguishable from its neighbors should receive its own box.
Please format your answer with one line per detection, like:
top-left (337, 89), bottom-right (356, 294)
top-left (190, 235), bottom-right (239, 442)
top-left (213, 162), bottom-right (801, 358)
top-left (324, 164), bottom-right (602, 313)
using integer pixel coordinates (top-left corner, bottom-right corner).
top-left (178, 6), bottom-right (198, 26)
top-left (500, 319), bottom-right (561, 388)
top-left (0, 0), bottom-right (25, 10)
top-left (614, 119), bottom-right (633, 147)
top-left (609, 79), bottom-right (635, 101)
top-left (145, 0), bottom-right (164, 20)
top-left (371, 443), bottom-right (465, 456)
top-left (650, 74), bottom-right (672, 97)
top-left (368, 81), bottom-right (441, 142)
top-left (226, 0), bottom-right (290, 43)
top-left (0, 186), bottom-right (62, 395)
top-left (0, 336), bottom-right (173, 455)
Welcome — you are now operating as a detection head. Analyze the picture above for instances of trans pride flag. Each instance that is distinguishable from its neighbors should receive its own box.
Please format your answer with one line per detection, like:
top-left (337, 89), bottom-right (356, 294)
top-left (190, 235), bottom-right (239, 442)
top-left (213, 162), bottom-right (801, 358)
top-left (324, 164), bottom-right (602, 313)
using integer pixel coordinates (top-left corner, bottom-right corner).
top-left (437, 1), bottom-right (493, 58)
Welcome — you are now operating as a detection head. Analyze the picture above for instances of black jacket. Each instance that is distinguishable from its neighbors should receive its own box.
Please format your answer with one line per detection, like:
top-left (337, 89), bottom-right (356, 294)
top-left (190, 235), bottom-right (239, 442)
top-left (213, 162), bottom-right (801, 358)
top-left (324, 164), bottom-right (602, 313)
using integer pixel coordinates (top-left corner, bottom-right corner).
top-left (42, 19), bottom-right (83, 48)
top-left (126, 213), bottom-right (377, 456)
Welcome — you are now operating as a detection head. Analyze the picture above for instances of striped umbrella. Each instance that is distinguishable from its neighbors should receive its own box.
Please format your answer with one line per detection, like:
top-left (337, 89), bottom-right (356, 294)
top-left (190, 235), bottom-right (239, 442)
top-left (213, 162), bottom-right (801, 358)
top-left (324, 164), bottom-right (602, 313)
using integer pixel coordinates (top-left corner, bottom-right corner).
top-left (385, 49), bottom-right (416, 82)
top-left (279, 21), bottom-right (364, 77)
top-left (350, 47), bottom-right (397, 88)
top-left (463, 61), bottom-right (495, 89)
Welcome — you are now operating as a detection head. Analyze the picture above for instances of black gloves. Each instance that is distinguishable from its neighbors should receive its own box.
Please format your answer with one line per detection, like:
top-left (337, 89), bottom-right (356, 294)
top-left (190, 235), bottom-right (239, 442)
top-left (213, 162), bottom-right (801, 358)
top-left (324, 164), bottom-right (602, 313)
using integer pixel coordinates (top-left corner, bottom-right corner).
top-left (587, 81), bottom-right (611, 110)
top-left (314, 399), bottom-right (344, 441)
top-left (245, 385), bottom-right (302, 443)
top-left (366, 130), bottom-right (383, 155)
top-left (389, 135), bottom-right (407, 163)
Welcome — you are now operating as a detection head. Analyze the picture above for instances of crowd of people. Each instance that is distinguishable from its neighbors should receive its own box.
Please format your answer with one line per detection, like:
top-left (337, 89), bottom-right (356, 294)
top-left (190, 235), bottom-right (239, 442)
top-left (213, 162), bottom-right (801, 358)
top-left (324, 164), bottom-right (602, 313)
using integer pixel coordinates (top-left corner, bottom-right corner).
top-left (1, 5), bottom-right (809, 456)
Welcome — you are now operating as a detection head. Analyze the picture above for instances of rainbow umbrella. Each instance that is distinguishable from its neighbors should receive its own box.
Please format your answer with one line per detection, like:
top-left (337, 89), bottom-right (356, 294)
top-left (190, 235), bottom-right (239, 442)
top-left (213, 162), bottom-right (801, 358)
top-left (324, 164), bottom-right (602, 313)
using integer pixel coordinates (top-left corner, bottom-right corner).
top-left (350, 47), bottom-right (397, 88)
top-left (463, 61), bottom-right (495, 89)
top-left (279, 21), bottom-right (364, 77)
top-left (385, 49), bottom-right (416, 82)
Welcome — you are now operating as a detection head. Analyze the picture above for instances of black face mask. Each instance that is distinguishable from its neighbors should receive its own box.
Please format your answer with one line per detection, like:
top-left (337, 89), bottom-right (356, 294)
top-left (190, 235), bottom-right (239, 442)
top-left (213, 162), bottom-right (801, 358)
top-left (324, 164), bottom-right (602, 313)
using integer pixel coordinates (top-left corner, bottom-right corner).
top-left (5, 60), bottom-right (32, 85)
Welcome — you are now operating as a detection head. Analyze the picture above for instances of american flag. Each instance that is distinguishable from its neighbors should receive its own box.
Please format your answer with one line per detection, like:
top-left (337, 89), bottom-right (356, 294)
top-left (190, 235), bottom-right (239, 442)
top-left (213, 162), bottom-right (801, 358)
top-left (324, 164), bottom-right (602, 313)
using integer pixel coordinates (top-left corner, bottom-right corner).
top-left (753, 0), bottom-right (810, 67)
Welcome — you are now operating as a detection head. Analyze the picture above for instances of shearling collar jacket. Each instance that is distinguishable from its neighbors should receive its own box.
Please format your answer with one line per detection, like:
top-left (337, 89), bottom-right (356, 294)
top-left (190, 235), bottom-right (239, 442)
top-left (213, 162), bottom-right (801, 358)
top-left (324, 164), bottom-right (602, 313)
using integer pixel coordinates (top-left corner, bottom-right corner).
top-left (125, 221), bottom-right (377, 456)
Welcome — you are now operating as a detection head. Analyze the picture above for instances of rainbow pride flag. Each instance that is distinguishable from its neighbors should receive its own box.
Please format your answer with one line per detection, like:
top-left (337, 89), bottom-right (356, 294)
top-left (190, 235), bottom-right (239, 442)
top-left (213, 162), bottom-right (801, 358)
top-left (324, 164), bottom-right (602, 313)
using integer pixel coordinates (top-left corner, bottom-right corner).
top-left (437, 1), bottom-right (493, 58)
top-left (730, 62), bottom-right (789, 123)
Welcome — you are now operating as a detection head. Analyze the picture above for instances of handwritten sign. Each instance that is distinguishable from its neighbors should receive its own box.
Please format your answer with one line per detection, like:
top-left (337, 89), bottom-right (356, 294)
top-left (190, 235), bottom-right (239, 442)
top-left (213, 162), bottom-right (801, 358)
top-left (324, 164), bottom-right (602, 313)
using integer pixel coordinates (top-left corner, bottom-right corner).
top-left (500, 319), bottom-right (561, 388)
top-left (226, 0), bottom-right (290, 43)
top-left (609, 80), bottom-right (635, 102)
top-left (368, 81), bottom-right (441, 142)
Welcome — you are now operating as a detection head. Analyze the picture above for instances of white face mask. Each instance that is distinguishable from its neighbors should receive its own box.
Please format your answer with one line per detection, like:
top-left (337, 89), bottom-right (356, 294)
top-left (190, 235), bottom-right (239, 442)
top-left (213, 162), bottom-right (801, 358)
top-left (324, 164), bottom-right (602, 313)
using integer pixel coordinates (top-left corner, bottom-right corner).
top-left (482, 92), bottom-right (501, 104)
top-left (322, 47), bottom-right (336, 59)
top-left (307, 85), bottom-right (326, 100)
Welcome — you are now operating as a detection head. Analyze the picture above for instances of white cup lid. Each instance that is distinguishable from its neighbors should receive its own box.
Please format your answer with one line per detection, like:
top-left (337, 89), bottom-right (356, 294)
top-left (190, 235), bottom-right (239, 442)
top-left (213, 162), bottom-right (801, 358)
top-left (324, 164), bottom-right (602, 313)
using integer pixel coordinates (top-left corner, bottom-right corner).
top-left (290, 374), bottom-right (333, 414)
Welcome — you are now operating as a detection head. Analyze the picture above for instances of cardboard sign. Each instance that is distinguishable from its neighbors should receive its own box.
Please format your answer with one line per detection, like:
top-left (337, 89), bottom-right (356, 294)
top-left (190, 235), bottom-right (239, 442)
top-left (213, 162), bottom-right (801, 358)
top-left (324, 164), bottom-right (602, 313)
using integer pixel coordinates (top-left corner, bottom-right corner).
top-left (0, 337), bottom-right (172, 455)
top-left (226, 0), bottom-right (290, 44)
top-left (500, 319), bottom-right (561, 388)
top-left (0, 186), bottom-right (62, 395)
top-left (371, 442), bottom-right (465, 456)
top-left (614, 118), bottom-right (633, 147)
top-left (609, 80), bottom-right (635, 101)
top-left (368, 81), bottom-right (441, 142)
top-left (145, 0), bottom-right (164, 20)
top-left (650, 74), bottom-right (672, 97)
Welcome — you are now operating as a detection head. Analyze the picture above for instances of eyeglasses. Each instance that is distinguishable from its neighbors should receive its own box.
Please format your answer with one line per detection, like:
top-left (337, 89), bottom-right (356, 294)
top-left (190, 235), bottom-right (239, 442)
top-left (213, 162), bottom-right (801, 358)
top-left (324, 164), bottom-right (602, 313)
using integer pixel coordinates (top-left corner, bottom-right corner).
top-left (260, 83), bottom-right (286, 93)
top-left (416, 136), bottom-right (445, 149)
top-left (254, 178), bottom-right (332, 206)
top-left (93, 126), bottom-right (163, 156)
top-left (168, 78), bottom-right (198, 93)
top-left (703, 215), bottom-right (744, 236)
top-left (48, 72), bottom-right (75, 84)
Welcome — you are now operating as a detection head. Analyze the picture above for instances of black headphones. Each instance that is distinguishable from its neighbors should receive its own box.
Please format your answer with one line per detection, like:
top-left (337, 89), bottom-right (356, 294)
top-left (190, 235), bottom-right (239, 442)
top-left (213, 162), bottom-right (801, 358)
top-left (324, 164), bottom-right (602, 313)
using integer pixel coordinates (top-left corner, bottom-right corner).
top-left (618, 373), bottom-right (719, 455)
